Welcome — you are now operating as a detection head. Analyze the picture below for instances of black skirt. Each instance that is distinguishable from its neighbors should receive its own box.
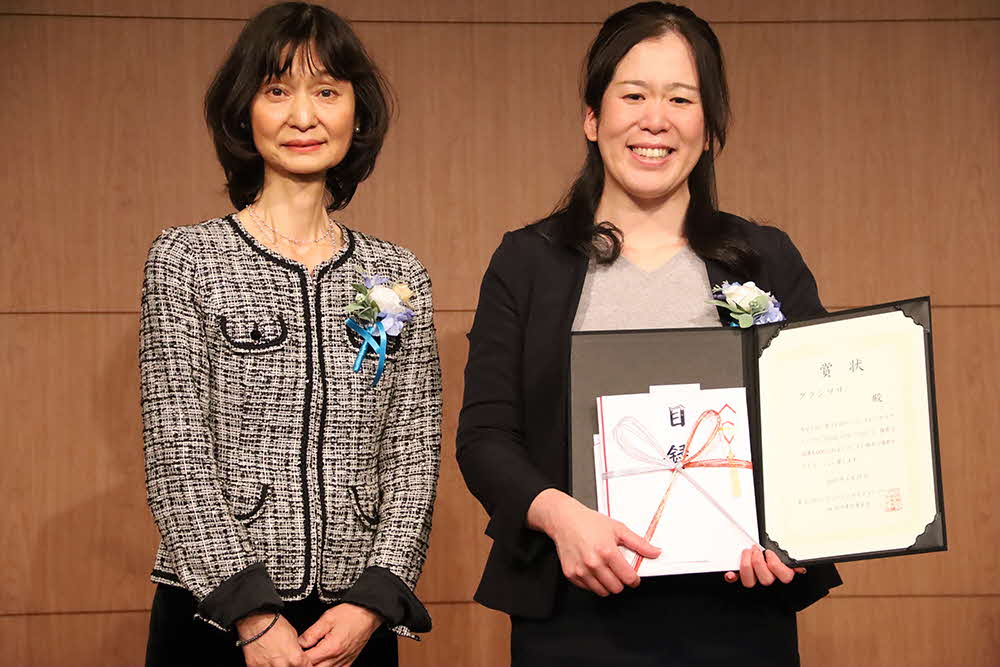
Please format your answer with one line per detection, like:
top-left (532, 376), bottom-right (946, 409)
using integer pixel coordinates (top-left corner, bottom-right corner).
top-left (145, 584), bottom-right (398, 667)
top-left (511, 577), bottom-right (799, 667)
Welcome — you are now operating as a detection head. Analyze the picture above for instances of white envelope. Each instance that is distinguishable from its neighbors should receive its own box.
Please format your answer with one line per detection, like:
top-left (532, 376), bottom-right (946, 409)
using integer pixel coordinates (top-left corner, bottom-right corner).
top-left (596, 387), bottom-right (759, 576)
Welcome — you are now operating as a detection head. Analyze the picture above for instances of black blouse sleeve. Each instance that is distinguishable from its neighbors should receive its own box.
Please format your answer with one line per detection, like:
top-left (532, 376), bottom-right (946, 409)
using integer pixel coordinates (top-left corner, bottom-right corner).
top-left (340, 566), bottom-right (431, 632)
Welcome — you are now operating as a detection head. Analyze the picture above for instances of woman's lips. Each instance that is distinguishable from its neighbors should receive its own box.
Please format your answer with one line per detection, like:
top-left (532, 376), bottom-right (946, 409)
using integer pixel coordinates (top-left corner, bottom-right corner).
top-left (284, 141), bottom-right (325, 153)
top-left (628, 145), bottom-right (675, 165)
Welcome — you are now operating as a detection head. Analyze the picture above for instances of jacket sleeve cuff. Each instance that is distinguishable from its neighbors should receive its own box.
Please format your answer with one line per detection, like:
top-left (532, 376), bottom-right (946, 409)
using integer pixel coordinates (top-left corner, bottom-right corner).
top-left (778, 563), bottom-right (843, 612)
top-left (340, 566), bottom-right (432, 633)
top-left (196, 562), bottom-right (284, 630)
top-left (485, 481), bottom-right (558, 564)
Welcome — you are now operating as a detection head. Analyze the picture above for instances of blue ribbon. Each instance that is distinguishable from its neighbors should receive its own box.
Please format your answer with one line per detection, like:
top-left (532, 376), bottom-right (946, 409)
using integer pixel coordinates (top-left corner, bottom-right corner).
top-left (346, 318), bottom-right (387, 387)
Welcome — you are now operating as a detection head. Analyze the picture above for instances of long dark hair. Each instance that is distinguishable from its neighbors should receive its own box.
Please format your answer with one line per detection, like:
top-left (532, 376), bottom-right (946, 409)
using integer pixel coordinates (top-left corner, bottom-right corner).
top-left (551, 1), bottom-right (757, 273)
top-left (204, 2), bottom-right (394, 212)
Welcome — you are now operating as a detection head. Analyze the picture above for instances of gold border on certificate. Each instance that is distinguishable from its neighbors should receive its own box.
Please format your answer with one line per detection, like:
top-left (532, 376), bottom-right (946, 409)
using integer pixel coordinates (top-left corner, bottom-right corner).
top-left (758, 311), bottom-right (937, 560)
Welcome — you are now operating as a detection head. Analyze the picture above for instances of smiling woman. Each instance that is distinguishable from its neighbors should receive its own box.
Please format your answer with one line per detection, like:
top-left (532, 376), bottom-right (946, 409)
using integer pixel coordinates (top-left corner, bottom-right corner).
top-left (457, 3), bottom-right (842, 666)
top-left (583, 32), bottom-right (708, 209)
top-left (141, 4), bottom-right (441, 667)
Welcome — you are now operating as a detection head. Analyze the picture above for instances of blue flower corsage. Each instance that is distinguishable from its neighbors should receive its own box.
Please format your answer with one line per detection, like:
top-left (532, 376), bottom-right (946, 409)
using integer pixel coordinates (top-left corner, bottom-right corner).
top-left (345, 274), bottom-right (415, 386)
top-left (708, 281), bottom-right (784, 328)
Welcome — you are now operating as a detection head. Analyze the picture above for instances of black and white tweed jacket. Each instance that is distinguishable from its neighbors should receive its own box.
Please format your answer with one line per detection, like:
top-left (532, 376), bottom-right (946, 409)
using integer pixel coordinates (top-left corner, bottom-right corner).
top-left (140, 214), bottom-right (441, 636)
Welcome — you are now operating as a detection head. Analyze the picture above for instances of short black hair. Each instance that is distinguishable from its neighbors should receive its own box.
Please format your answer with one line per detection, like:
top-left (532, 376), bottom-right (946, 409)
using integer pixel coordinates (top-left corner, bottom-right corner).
top-left (205, 2), bottom-right (393, 212)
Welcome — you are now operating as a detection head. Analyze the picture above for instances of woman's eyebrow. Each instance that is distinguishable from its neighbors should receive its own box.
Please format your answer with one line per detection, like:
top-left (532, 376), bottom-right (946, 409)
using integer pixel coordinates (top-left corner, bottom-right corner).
top-left (309, 70), bottom-right (347, 83)
top-left (667, 82), bottom-right (699, 92)
top-left (269, 69), bottom-right (340, 83)
top-left (616, 79), bottom-right (699, 93)
top-left (616, 79), bottom-right (650, 88)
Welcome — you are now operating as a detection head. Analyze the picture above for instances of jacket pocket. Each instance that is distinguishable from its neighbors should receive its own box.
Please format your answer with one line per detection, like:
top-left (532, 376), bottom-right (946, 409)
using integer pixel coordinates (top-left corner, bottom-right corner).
top-left (218, 313), bottom-right (288, 353)
top-left (349, 483), bottom-right (380, 531)
top-left (226, 483), bottom-right (272, 526)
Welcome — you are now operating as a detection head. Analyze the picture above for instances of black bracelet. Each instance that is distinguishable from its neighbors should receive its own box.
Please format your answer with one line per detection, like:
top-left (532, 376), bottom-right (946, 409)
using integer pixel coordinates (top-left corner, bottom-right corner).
top-left (235, 612), bottom-right (280, 648)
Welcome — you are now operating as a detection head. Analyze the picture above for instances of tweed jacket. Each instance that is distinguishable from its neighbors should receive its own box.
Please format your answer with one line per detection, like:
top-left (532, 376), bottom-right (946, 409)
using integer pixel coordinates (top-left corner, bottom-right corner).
top-left (140, 215), bottom-right (441, 636)
top-left (457, 212), bottom-right (842, 619)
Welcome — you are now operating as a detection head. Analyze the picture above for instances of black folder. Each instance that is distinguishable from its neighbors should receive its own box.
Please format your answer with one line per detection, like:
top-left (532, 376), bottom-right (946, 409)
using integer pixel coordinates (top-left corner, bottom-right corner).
top-left (569, 297), bottom-right (946, 567)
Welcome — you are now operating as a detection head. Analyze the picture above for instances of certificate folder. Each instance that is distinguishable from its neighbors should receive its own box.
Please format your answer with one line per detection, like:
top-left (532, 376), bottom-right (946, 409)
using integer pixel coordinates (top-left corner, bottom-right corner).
top-left (569, 297), bottom-right (946, 568)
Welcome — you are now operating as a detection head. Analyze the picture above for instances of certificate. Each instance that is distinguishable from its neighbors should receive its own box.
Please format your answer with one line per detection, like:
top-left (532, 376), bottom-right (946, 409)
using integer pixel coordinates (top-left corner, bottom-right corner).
top-left (756, 307), bottom-right (942, 563)
top-left (569, 297), bottom-right (946, 571)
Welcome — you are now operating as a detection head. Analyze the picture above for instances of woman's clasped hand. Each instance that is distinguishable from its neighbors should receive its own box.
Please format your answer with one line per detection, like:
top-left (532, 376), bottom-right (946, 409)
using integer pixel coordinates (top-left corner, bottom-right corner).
top-left (237, 613), bottom-right (310, 667)
top-left (236, 604), bottom-right (382, 667)
top-left (297, 604), bottom-right (383, 667)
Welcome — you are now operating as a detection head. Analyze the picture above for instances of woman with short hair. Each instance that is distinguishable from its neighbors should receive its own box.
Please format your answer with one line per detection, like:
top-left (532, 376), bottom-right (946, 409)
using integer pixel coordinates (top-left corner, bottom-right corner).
top-left (141, 4), bottom-right (440, 666)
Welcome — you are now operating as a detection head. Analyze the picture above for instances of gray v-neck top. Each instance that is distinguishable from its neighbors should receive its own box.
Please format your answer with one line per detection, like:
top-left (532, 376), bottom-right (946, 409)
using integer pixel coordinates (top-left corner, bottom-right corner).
top-left (572, 245), bottom-right (720, 331)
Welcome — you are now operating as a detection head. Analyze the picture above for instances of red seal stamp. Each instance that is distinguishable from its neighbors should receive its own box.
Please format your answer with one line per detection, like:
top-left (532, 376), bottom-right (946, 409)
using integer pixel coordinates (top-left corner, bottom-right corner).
top-left (884, 488), bottom-right (903, 512)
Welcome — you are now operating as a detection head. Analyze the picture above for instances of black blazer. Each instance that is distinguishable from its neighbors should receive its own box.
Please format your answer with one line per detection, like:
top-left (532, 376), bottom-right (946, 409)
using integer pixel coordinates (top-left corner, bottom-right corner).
top-left (457, 212), bottom-right (842, 619)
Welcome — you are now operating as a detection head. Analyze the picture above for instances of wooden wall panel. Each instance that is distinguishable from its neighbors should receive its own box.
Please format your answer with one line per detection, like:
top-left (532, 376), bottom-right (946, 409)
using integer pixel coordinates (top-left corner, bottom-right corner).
top-left (343, 21), bottom-right (588, 311)
top-left (717, 20), bottom-right (1000, 308)
top-left (1, 17), bottom-right (996, 311)
top-left (0, 315), bottom-right (156, 615)
top-left (399, 602), bottom-right (510, 667)
top-left (0, 16), bottom-right (588, 312)
top-left (0, 610), bottom-right (150, 667)
top-left (4, 0), bottom-right (997, 23)
top-left (0, 16), bottom-right (239, 312)
top-left (415, 312), bottom-right (494, 603)
top-left (799, 597), bottom-right (1000, 666)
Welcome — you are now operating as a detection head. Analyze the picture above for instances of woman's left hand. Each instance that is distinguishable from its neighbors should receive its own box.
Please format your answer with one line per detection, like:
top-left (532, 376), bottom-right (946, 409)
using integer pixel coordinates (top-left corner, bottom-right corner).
top-left (723, 546), bottom-right (807, 587)
top-left (298, 603), bottom-right (382, 667)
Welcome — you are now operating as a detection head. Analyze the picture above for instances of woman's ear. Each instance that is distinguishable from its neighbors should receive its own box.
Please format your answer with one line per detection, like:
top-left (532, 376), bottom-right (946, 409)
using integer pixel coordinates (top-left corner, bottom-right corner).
top-left (584, 107), bottom-right (599, 142)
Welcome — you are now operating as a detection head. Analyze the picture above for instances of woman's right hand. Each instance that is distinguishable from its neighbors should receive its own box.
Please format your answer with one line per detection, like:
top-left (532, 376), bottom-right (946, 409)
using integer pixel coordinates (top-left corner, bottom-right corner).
top-left (527, 489), bottom-right (661, 596)
top-left (237, 613), bottom-right (313, 667)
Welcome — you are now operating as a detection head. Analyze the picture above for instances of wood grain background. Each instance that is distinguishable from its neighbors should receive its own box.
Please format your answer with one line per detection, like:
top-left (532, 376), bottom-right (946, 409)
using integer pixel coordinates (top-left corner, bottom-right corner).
top-left (1, 1), bottom-right (997, 665)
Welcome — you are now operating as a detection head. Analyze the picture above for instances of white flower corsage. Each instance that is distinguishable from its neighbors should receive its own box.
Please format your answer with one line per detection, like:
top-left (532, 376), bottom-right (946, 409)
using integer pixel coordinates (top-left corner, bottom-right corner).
top-left (345, 275), bottom-right (415, 385)
top-left (709, 281), bottom-right (785, 328)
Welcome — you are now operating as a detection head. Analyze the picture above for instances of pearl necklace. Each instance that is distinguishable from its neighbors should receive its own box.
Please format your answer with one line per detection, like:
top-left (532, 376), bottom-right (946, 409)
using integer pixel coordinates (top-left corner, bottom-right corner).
top-left (245, 204), bottom-right (338, 247)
